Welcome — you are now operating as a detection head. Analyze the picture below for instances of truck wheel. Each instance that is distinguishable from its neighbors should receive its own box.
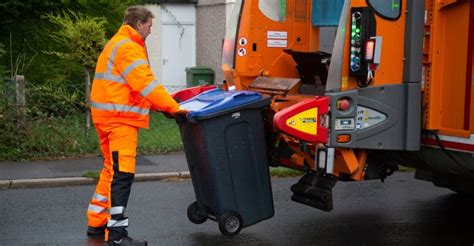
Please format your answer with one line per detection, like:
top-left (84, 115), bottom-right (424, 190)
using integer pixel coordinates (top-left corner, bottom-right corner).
top-left (187, 201), bottom-right (207, 224)
top-left (218, 212), bottom-right (242, 237)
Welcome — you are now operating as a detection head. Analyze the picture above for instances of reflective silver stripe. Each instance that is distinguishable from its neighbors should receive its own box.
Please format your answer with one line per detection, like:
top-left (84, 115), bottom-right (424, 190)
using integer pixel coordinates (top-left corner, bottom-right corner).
top-left (107, 39), bottom-right (131, 75)
top-left (122, 59), bottom-right (148, 78)
top-left (107, 219), bottom-right (129, 227)
top-left (88, 204), bottom-right (108, 214)
top-left (94, 39), bottom-right (131, 85)
top-left (91, 101), bottom-right (150, 115)
top-left (109, 206), bottom-right (125, 215)
top-left (94, 73), bottom-right (126, 84)
top-left (92, 193), bottom-right (108, 203)
top-left (140, 80), bottom-right (160, 97)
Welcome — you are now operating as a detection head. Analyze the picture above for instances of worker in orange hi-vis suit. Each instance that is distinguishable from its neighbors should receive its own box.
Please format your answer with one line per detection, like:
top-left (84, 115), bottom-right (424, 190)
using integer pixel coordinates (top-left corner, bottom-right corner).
top-left (86, 6), bottom-right (186, 246)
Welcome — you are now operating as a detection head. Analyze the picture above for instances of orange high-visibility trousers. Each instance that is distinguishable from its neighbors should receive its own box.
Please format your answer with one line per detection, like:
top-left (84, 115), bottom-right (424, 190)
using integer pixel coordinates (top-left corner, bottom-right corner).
top-left (87, 123), bottom-right (138, 240)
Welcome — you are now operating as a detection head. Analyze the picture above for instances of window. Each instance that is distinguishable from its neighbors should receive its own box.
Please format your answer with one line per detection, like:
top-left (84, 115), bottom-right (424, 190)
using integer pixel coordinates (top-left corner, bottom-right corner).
top-left (367, 0), bottom-right (401, 20)
top-left (259, 0), bottom-right (287, 22)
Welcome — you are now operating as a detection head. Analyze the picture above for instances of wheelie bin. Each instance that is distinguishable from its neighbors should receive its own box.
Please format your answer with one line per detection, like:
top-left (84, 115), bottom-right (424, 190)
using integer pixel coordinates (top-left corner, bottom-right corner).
top-left (177, 89), bottom-right (274, 237)
top-left (170, 84), bottom-right (216, 103)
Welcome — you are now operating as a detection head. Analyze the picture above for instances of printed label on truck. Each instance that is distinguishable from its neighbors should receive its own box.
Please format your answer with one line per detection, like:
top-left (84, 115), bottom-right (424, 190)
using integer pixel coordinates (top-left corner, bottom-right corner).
top-left (267, 39), bottom-right (287, 48)
top-left (355, 106), bottom-right (387, 130)
top-left (267, 31), bottom-right (287, 39)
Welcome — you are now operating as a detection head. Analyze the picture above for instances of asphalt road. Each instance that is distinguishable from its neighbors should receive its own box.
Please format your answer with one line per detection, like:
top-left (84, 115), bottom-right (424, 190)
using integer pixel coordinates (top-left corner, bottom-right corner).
top-left (1, 172), bottom-right (473, 245)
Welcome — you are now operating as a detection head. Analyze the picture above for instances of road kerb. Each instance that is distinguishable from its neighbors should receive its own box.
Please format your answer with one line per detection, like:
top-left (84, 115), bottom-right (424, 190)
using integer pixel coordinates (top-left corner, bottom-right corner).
top-left (1, 171), bottom-right (190, 190)
top-left (10, 177), bottom-right (96, 189)
top-left (180, 171), bottom-right (190, 178)
top-left (134, 172), bottom-right (181, 182)
top-left (0, 180), bottom-right (11, 190)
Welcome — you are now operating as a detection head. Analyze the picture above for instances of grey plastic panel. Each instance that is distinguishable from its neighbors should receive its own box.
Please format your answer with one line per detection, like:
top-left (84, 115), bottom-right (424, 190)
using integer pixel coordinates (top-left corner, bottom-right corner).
top-left (325, 90), bottom-right (358, 146)
top-left (355, 85), bottom-right (404, 149)
top-left (326, 84), bottom-right (420, 150)
top-left (319, 27), bottom-right (337, 54)
top-left (404, 83), bottom-right (421, 150)
top-left (403, 0), bottom-right (424, 83)
top-left (366, 0), bottom-right (401, 19)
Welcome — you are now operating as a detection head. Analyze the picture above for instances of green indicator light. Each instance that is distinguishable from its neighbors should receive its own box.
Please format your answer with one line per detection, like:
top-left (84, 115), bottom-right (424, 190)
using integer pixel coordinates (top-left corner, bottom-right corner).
top-left (352, 33), bottom-right (355, 36)
top-left (356, 29), bottom-right (360, 33)
top-left (352, 25), bottom-right (356, 29)
top-left (392, 0), bottom-right (400, 10)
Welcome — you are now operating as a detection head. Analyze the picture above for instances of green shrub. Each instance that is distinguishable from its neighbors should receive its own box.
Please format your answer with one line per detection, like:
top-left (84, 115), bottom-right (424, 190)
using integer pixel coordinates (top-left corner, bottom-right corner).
top-left (26, 84), bottom-right (83, 119)
top-left (0, 113), bottom-right (184, 161)
top-left (138, 114), bottom-right (184, 154)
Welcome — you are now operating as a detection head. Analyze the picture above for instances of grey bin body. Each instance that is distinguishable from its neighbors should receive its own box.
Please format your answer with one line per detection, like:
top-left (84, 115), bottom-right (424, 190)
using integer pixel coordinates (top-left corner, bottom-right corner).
top-left (178, 97), bottom-right (274, 229)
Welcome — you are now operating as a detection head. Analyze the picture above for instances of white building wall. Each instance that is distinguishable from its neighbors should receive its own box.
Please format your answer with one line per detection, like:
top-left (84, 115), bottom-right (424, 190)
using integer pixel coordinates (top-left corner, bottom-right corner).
top-left (196, 0), bottom-right (236, 83)
top-left (144, 4), bottom-right (163, 84)
top-left (145, 3), bottom-right (196, 92)
top-left (161, 4), bottom-right (196, 92)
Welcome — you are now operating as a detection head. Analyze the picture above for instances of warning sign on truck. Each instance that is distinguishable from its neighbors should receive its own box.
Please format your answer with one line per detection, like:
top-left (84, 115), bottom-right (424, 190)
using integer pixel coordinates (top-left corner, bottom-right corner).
top-left (267, 39), bottom-right (287, 48)
top-left (267, 31), bottom-right (287, 39)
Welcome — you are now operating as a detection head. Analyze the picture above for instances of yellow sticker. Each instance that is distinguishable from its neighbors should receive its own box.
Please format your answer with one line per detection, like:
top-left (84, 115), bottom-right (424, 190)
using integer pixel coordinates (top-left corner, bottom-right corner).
top-left (285, 108), bottom-right (318, 135)
top-left (341, 77), bottom-right (348, 88)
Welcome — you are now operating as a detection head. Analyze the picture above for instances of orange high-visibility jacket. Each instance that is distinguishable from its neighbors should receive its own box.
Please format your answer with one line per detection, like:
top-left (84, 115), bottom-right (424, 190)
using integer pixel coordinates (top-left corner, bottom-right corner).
top-left (90, 25), bottom-right (180, 129)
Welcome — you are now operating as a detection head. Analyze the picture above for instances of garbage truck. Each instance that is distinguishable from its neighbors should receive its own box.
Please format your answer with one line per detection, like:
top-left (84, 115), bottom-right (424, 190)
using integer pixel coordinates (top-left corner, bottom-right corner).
top-left (177, 0), bottom-right (473, 237)
top-left (219, 0), bottom-right (473, 209)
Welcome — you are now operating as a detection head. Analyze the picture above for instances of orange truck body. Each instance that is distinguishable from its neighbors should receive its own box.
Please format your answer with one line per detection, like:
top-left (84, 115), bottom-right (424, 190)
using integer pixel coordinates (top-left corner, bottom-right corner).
top-left (221, 0), bottom-right (473, 200)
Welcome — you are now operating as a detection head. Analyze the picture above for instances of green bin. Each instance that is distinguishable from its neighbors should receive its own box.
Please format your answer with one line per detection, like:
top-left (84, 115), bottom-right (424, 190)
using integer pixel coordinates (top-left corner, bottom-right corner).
top-left (185, 67), bottom-right (215, 87)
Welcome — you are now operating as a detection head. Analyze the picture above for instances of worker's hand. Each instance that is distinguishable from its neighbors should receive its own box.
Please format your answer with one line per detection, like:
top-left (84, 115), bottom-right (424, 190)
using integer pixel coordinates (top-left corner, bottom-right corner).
top-left (171, 108), bottom-right (188, 116)
top-left (170, 109), bottom-right (189, 124)
top-left (162, 107), bottom-right (188, 119)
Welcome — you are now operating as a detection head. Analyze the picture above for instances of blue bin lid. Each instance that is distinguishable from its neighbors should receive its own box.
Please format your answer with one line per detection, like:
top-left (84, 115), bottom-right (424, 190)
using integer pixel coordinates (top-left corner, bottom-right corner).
top-left (179, 89), bottom-right (262, 118)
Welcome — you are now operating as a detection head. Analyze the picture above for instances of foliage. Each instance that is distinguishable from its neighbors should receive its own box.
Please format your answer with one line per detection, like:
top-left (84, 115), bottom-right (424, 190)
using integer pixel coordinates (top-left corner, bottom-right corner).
top-left (138, 114), bottom-right (184, 154)
top-left (398, 166), bottom-right (415, 172)
top-left (47, 10), bottom-right (107, 69)
top-left (11, 49), bottom-right (38, 78)
top-left (0, 113), bottom-right (183, 161)
top-left (270, 167), bottom-right (304, 177)
top-left (0, 43), bottom-right (5, 61)
top-left (0, 43), bottom-right (8, 85)
top-left (0, 43), bottom-right (15, 148)
top-left (0, 0), bottom-right (140, 85)
top-left (0, 0), bottom-right (151, 161)
top-left (27, 84), bottom-right (83, 119)
top-left (83, 170), bottom-right (100, 180)
top-left (0, 43), bottom-right (8, 99)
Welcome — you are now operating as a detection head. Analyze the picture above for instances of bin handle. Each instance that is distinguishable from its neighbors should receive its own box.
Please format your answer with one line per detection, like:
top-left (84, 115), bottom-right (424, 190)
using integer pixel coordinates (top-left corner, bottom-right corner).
top-left (231, 91), bottom-right (259, 100)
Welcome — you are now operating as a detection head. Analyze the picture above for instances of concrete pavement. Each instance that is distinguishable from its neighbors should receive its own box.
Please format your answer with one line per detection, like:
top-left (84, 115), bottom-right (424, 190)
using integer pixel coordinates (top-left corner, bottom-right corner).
top-left (0, 152), bottom-right (190, 190)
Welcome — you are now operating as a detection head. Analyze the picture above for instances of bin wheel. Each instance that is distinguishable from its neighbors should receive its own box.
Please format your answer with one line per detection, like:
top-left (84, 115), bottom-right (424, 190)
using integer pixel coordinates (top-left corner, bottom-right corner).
top-left (187, 201), bottom-right (207, 224)
top-left (218, 212), bottom-right (242, 237)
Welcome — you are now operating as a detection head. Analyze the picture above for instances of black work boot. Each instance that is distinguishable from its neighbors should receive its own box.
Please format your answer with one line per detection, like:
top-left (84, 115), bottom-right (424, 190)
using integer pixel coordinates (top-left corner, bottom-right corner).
top-left (105, 236), bottom-right (147, 246)
top-left (87, 225), bottom-right (106, 236)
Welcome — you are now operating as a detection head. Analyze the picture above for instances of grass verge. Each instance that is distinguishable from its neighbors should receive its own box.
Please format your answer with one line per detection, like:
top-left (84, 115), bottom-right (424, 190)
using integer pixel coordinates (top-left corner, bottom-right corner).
top-left (270, 167), bottom-right (304, 177)
top-left (0, 113), bottom-right (183, 161)
top-left (83, 170), bottom-right (100, 180)
top-left (398, 165), bottom-right (416, 172)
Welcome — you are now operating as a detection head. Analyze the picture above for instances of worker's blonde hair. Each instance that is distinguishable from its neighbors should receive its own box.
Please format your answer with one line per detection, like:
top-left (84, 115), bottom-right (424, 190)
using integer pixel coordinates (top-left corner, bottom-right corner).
top-left (123, 6), bottom-right (154, 29)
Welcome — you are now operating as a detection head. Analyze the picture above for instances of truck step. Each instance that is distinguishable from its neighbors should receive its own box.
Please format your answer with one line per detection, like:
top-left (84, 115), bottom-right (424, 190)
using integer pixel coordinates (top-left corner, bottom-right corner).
top-left (290, 170), bottom-right (337, 212)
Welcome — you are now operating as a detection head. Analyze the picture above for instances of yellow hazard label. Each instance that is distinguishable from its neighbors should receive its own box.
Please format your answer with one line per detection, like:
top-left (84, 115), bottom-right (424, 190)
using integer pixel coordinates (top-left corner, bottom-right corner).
top-left (342, 77), bottom-right (348, 88)
top-left (285, 108), bottom-right (318, 135)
